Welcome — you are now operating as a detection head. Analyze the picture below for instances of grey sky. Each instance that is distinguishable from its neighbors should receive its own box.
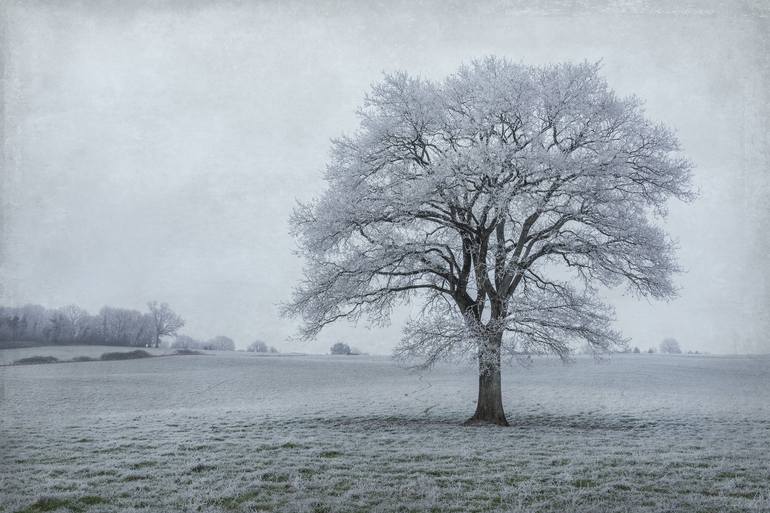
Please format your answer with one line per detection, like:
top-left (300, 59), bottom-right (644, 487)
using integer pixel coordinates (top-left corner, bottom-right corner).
top-left (1, 0), bottom-right (768, 353)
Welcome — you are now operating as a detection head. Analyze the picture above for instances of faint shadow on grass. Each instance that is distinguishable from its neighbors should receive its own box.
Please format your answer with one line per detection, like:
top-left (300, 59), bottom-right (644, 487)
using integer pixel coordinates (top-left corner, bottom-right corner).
top-left (14, 496), bottom-right (106, 513)
top-left (307, 412), bottom-right (657, 432)
top-left (507, 413), bottom-right (658, 431)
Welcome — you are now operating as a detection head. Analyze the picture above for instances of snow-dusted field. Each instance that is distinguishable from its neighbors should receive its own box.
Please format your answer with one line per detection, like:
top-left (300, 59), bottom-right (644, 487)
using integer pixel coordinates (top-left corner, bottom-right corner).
top-left (1, 349), bottom-right (768, 513)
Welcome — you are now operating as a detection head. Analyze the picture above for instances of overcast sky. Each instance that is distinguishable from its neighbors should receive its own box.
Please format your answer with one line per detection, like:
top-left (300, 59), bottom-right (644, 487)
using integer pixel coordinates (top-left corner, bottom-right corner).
top-left (1, 0), bottom-right (768, 354)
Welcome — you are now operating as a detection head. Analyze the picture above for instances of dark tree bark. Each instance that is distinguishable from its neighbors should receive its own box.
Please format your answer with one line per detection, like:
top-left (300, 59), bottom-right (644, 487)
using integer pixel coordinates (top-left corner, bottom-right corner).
top-left (465, 332), bottom-right (509, 426)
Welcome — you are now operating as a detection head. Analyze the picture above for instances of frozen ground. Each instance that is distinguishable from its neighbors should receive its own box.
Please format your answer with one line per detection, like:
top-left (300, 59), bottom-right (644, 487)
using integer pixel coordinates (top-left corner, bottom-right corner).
top-left (1, 349), bottom-right (768, 513)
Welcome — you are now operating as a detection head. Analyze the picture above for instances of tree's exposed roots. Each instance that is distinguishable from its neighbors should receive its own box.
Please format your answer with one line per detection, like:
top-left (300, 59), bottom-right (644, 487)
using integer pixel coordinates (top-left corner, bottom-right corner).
top-left (463, 415), bottom-right (510, 427)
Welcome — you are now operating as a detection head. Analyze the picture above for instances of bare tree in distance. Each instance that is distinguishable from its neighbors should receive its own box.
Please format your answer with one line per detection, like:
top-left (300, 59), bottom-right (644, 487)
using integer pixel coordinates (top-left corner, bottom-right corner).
top-left (248, 339), bottom-right (279, 353)
top-left (248, 340), bottom-right (269, 352)
top-left (330, 342), bottom-right (352, 355)
top-left (206, 335), bottom-right (236, 351)
top-left (61, 304), bottom-right (88, 342)
top-left (283, 57), bottom-right (694, 425)
top-left (172, 334), bottom-right (200, 349)
top-left (660, 337), bottom-right (683, 354)
top-left (147, 301), bottom-right (184, 348)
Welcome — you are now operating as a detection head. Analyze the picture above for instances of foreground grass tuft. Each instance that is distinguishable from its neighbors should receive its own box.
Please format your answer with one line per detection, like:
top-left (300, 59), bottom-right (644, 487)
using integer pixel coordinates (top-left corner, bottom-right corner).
top-left (14, 496), bottom-right (106, 513)
top-left (77, 496), bottom-right (105, 507)
top-left (190, 463), bottom-right (216, 473)
top-left (215, 490), bottom-right (262, 510)
top-left (572, 478), bottom-right (598, 488)
top-left (14, 497), bottom-right (70, 513)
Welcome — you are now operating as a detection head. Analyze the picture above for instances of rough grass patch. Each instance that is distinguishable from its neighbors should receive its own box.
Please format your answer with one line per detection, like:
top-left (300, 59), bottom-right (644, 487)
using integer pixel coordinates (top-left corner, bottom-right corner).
top-left (78, 496), bottom-right (106, 506)
top-left (311, 503), bottom-right (332, 513)
top-left (331, 480), bottom-right (351, 494)
top-left (727, 490), bottom-right (760, 499)
top-left (215, 490), bottom-right (262, 510)
top-left (13, 356), bottom-right (58, 365)
top-left (261, 472), bottom-right (289, 482)
top-left (14, 497), bottom-right (71, 513)
top-left (424, 469), bottom-right (456, 477)
top-left (123, 474), bottom-right (150, 481)
top-left (189, 463), bottom-right (215, 473)
top-left (504, 474), bottom-right (530, 485)
top-left (319, 450), bottom-right (342, 458)
top-left (572, 478), bottom-right (598, 488)
top-left (128, 461), bottom-right (157, 470)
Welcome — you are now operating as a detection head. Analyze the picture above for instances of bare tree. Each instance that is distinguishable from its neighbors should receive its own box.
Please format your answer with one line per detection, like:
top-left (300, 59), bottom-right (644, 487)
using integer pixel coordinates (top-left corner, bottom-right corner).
top-left (147, 301), bottom-right (184, 348)
top-left (248, 340), bottom-right (270, 353)
top-left (61, 304), bottom-right (88, 342)
top-left (206, 335), bottom-right (236, 351)
top-left (100, 307), bottom-right (151, 346)
top-left (283, 58), bottom-right (693, 425)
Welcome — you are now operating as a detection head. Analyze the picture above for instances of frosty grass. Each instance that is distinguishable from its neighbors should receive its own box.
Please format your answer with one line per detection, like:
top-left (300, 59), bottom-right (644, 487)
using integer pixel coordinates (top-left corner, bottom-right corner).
top-left (1, 349), bottom-right (768, 512)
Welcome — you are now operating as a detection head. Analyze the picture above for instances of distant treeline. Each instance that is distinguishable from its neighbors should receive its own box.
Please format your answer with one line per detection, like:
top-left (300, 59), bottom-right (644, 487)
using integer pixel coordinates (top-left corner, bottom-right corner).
top-left (0, 304), bottom-right (153, 348)
top-left (171, 334), bottom-right (235, 351)
top-left (0, 302), bottom-right (216, 350)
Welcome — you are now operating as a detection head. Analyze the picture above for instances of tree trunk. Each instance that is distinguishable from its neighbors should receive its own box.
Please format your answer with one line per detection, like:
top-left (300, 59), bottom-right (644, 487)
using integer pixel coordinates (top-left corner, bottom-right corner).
top-left (154, 334), bottom-right (160, 348)
top-left (465, 332), bottom-right (509, 426)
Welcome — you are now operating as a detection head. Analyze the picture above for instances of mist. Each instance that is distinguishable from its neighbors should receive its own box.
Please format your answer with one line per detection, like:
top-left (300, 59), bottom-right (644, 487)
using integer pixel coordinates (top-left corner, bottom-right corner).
top-left (1, 0), bottom-right (768, 354)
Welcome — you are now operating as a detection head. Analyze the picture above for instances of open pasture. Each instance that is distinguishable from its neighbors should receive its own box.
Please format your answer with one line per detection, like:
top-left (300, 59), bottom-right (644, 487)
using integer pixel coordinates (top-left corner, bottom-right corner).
top-left (1, 350), bottom-right (769, 512)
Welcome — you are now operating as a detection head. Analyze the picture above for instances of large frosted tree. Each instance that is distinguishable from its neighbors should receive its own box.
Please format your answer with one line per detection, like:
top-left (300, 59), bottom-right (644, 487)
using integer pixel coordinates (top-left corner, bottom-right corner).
top-left (284, 58), bottom-right (693, 425)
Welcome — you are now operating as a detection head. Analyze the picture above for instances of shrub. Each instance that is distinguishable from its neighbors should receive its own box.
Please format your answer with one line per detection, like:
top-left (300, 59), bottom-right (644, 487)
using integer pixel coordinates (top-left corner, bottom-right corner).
top-left (72, 356), bottom-right (95, 362)
top-left (13, 355), bottom-right (59, 365)
top-left (100, 350), bottom-right (152, 361)
top-left (330, 342), bottom-right (352, 355)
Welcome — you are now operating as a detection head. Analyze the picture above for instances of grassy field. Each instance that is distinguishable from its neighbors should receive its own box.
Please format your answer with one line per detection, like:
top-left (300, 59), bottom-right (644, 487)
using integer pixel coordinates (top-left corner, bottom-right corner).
top-left (1, 349), bottom-right (768, 512)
